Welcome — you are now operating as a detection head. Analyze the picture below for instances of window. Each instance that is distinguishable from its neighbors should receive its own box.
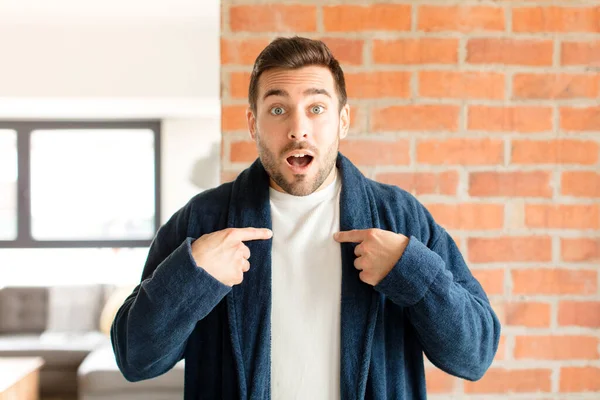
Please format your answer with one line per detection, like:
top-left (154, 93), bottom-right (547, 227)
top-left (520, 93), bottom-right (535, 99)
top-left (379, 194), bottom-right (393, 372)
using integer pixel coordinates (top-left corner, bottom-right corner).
top-left (0, 121), bottom-right (161, 248)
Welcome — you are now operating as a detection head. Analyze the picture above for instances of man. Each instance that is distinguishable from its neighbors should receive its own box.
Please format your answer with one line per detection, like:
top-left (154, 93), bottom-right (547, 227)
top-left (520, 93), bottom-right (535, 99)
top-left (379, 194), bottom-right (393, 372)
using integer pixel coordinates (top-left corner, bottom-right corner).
top-left (111, 36), bottom-right (501, 399)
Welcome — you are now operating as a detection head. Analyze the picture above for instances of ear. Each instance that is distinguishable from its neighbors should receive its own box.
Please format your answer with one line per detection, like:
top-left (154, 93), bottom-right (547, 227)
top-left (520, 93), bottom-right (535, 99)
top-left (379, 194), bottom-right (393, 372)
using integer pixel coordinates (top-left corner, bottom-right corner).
top-left (339, 104), bottom-right (350, 140)
top-left (247, 107), bottom-right (257, 141)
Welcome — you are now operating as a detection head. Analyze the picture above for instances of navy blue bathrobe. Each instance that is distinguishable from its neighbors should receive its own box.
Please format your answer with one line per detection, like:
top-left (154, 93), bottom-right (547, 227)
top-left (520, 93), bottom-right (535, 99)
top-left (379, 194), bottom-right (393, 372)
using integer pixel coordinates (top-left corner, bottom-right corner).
top-left (111, 153), bottom-right (501, 399)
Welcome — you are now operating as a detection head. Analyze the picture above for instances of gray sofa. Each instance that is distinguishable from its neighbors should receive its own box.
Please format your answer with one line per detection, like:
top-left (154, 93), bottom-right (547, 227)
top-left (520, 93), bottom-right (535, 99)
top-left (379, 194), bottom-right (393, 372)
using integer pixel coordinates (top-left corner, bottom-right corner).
top-left (78, 346), bottom-right (184, 400)
top-left (0, 285), bottom-right (184, 400)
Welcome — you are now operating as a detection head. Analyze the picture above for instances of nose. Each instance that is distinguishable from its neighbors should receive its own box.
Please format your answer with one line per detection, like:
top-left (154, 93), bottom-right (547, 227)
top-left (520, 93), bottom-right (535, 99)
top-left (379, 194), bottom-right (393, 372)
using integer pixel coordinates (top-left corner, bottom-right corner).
top-left (287, 111), bottom-right (309, 141)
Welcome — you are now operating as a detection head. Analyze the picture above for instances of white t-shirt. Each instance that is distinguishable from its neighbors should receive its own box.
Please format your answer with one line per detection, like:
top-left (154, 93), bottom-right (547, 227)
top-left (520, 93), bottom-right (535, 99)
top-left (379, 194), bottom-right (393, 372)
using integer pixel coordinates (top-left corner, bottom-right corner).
top-left (269, 169), bottom-right (342, 400)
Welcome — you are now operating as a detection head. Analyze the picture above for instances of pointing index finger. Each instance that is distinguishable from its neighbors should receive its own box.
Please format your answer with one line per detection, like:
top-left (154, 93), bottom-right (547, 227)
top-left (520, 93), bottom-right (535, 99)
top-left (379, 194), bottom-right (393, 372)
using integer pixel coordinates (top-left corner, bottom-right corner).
top-left (231, 227), bottom-right (273, 242)
top-left (334, 229), bottom-right (366, 243)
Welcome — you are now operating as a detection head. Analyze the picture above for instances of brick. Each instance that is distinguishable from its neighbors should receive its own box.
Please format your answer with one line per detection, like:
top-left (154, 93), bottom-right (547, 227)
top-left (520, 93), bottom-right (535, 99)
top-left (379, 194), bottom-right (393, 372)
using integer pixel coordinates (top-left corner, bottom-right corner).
top-left (323, 4), bottom-right (411, 32)
top-left (418, 5), bottom-right (505, 32)
top-left (468, 106), bottom-right (552, 133)
top-left (222, 105), bottom-right (248, 131)
top-left (562, 41), bottom-right (600, 66)
top-left (468, 236), bottom-right (552, 263)
top-left (373, 39), bottom-right (459, 65)
top-left (512, 269), bottom-right (597, 295)
top-left (514, 73), bottom-right (600, 100)
top-left (419, 71), bottom-right (505, 100)
top-left (515, 336), bottom-right (599, 360)
top-left (230, 140), bottom-right (257, 163)
top-left (561, 238), bottom-right (600, 262)
top-left (525, 204), bottom-right (600, 229)
top-left (467, 38), bottom-right (553, 66)
top-left (230, 72), bottom-right (250, 99)
top-left (513, 7), bottom-right (600, 33)
top-left (230, 5), bottom-right (316, 32)
top-left (505, 302), bottom-right (551, 327)
top-left (375, 171), bottom-right (459, 195)
top-left (471, 269), bottom-right (505, 296)
top-left (340, 140), bottom-right (409, 166)
top-left (425, 368), bottom-right (455, 394)
top-left (560, 106), bottom-right (600, 132)
top-left (560, 367), bottom-right (600, 392)
top-left (425, 203), bottom-right (504, 230)
top-left (438, 175), bottom-right (459, 197)
top-left (464, 368), bottom-right (551, 394)
top-left (345, 72), bottom-right (410, 99)
top-left (469, 171), bottom-right (552, 198)
top-left (221, 38), bottom-right (271, 65)
top-left (559, 301), bottom-right (600, 327)
top-left (417, 138), bottom-right (504, 165)
top-left (371, 105), bottom-right (459, 132)
top-left (320, 38), bottom-right (364, 65)
top-left (511, 140), bottom-right (599, 165)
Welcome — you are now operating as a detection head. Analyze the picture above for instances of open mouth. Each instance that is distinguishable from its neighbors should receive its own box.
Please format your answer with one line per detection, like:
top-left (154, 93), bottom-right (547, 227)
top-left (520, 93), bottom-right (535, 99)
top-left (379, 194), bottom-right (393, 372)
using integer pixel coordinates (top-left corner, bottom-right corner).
top-left (286, 154), bottom-right (314, 172)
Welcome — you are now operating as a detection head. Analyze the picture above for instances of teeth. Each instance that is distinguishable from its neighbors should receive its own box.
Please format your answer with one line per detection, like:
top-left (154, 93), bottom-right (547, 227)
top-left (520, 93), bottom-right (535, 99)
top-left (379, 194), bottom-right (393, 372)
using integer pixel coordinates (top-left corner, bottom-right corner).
top-left (292, 154), bottom-right (306, 157)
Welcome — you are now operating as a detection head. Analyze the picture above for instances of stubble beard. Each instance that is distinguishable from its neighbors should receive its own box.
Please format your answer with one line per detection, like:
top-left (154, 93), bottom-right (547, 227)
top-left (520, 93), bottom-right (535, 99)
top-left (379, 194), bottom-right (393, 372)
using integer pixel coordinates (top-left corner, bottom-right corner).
top-left (256, 130), bottom-right (340, 197)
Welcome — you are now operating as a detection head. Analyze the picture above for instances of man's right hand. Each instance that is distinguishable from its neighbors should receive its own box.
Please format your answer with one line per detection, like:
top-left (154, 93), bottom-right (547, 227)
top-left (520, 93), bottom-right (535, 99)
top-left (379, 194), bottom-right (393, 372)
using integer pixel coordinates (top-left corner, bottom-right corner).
top-left (190, 227), bottom-right (273, 287)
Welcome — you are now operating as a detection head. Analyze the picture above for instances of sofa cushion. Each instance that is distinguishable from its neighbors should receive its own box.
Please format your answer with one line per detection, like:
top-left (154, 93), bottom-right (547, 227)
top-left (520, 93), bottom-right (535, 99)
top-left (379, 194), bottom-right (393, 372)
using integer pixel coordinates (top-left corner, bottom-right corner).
top-left (78, 345), bottom-right (185, 393)
top-left (0, 332), bottom-right (109, 368)
top-left (0, 287), bottom-right (48, 333)
top-left (46, 285), bottom-right (105, 333)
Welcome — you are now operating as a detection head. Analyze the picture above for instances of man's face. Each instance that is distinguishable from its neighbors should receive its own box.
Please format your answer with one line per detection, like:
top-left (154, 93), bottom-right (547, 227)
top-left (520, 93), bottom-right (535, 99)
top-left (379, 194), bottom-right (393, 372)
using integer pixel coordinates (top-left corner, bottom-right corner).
top-left (247, 65), bottom-right (350, 196)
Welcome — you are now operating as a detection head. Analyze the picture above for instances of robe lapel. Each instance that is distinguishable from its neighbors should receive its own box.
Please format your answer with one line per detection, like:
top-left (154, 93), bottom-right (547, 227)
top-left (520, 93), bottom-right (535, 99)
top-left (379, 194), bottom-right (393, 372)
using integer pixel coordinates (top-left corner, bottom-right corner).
top-left (337, 154), bottom-right (381, 400)
top-left (225, 154), bottom-right (380, 400)
top-left (226, 158), bottom-right (273, 400)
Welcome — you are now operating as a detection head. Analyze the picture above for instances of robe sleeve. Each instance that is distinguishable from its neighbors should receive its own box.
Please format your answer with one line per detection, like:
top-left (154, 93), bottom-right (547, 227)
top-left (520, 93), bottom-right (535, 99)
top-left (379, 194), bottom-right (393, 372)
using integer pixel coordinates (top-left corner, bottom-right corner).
top-left (374, 217), bottom-right (501, 381)
top-left (110, 203), bottom-right (231, 382)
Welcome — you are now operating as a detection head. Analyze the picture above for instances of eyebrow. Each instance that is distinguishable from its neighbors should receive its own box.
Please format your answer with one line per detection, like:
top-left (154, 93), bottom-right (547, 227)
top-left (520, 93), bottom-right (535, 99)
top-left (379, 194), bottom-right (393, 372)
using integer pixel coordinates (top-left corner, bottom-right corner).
top-left (262, 88), bottom-right (332, 101)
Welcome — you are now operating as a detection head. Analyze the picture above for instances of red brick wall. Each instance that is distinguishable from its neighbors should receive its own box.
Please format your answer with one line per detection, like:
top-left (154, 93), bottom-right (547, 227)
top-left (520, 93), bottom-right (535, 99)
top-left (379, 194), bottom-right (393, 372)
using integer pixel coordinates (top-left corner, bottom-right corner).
top-left (220, 2), bottom-right (600, 397)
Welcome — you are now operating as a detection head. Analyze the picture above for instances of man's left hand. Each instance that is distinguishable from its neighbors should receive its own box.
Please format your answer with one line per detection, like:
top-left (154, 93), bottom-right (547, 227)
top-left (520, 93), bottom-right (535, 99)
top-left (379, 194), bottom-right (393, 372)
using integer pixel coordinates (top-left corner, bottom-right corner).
top-left (334, 229), bottom-right (410, 286)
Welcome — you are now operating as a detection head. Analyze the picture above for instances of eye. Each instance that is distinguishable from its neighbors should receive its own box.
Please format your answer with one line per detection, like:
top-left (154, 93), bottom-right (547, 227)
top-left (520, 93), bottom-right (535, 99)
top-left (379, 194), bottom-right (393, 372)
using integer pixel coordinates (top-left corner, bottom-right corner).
top-left (311, 105), bottom-right (325, 114)
top-left (270, 106), bottom-right (285, 116)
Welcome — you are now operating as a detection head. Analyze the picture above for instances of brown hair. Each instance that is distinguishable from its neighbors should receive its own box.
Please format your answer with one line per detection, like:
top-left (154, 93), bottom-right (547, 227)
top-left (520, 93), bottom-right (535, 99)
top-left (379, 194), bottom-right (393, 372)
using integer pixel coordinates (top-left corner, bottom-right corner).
top-left (248, 36), bottom-right (347, 114)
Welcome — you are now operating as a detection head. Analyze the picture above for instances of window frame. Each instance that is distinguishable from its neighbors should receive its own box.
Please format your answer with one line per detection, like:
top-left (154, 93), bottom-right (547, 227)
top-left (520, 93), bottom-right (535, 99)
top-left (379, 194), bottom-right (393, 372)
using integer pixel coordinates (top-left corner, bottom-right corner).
top-left (0, 120), bottom-right (161, 248)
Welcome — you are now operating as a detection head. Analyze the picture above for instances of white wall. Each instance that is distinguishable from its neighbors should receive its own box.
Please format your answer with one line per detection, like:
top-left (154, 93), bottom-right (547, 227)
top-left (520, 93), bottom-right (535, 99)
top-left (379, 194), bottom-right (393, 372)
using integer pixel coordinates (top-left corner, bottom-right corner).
top-left (161, 118), bottom-right (221, 222)
top-left (0, 0), bottom-right (220, 99)
top-left (0, 0), bottom-right (222, 285)
top-left (0, 22), bottom-right (217, 98)
top-left (0, 0), bottom-right (221, 223)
